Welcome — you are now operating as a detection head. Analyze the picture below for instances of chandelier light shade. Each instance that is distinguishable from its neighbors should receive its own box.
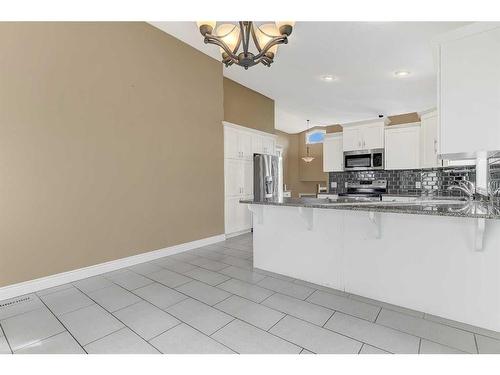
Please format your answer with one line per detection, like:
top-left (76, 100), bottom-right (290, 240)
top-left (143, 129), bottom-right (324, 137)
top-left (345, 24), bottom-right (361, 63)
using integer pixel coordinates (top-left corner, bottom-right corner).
top-left (196, 21), bottom-right (295, 69)
top-left (302, 120), bottom-right (315, 163)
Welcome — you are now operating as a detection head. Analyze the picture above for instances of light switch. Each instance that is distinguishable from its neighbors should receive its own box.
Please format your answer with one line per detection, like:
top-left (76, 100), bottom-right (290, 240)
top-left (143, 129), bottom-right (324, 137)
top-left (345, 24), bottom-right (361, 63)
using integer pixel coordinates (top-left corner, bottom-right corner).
top-left (416, 181), bottom-right (422, 189)
top-left (331, 182), bottom-right (337, 188)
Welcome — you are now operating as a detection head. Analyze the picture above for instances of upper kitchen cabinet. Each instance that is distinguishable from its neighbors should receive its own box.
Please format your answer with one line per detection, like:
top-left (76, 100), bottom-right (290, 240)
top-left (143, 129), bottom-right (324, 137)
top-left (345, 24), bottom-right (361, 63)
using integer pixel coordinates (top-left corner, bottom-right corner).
top-left (385, 123), bottom-right (421, 170)
top-left (224, 125), bottom-right (252, 160)
top-left (342, 120), bottom-right (385, 151)
top-left (437, 23), bottom-right (500, 157)
top-left (323, 133), bottom-right (343, 172)
top-left (420, 109), bottom-right (440, 168)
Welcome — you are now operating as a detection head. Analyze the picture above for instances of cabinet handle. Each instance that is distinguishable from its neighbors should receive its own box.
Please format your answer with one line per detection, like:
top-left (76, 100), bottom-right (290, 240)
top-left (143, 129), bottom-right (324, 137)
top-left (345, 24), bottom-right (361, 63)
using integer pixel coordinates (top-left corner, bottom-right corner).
top-left (434, 139), bottom-right (437, 154)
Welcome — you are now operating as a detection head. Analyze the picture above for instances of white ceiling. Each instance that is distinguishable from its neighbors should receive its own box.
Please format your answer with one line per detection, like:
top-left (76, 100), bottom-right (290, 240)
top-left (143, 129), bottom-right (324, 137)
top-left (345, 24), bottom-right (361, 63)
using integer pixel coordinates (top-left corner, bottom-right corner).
top-left (151, 21), bottom-right (468, 133)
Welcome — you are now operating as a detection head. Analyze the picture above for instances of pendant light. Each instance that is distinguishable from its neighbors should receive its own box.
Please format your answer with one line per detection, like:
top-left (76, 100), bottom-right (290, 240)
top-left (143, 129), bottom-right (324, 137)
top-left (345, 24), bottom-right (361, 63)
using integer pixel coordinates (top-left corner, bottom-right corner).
top-left (302, 120), bottom-right (315, 163)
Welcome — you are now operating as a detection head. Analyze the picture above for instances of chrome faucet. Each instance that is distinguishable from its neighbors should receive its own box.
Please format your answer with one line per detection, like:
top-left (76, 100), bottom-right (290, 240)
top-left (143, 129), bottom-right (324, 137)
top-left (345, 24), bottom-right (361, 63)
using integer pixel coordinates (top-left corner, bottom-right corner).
top-left (448, 180), bottom-right (475, 199)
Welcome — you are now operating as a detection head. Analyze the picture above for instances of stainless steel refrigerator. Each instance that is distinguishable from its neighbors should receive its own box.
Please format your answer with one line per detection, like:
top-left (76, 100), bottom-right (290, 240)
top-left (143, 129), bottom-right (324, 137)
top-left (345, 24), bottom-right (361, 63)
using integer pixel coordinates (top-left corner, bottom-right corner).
top-left (253, 153), bottom-right (282, 201)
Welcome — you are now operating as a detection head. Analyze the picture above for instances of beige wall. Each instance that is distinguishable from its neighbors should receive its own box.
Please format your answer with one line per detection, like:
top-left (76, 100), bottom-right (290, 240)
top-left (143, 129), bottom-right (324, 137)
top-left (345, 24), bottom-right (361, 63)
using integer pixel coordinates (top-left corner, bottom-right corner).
top-left (223, 78), bottom-right (275, 134)
top-left (276, 131), bottom-right (327, 197)
top-left (0, 22), bottom-right (225, 287)
top-left (387, 112), bottom-right (420, 125)
top-left (298, 127), bottom-right (329, 183)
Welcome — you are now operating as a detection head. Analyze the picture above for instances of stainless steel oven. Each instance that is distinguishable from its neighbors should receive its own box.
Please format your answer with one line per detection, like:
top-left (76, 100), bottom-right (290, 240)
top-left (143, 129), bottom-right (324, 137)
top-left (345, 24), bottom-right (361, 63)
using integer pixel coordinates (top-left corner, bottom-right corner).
top-left (343, 149), bottom-right (384, 171)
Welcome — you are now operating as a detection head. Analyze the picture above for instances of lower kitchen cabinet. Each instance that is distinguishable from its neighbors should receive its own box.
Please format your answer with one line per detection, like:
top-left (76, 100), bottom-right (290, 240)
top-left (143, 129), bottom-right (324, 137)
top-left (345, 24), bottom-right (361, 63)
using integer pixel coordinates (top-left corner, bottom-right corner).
top-left (385, 123), bottom-right (420, 170)
top-left (225, 196), bottom-right (253, 235)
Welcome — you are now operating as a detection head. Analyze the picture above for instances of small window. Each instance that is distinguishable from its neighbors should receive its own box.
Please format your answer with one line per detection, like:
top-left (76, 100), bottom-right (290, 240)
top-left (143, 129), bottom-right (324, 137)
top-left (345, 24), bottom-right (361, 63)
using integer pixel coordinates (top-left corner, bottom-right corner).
top-left (306, 129), bottom-right (326, 144)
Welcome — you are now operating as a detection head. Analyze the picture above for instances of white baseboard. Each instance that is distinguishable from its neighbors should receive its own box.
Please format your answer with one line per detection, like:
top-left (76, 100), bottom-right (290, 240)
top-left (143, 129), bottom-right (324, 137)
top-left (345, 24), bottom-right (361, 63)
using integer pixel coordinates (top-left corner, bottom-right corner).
top-left (225, 229), bottom-right (252, 238)
top-left (0, 234), bottom-right (226, 301)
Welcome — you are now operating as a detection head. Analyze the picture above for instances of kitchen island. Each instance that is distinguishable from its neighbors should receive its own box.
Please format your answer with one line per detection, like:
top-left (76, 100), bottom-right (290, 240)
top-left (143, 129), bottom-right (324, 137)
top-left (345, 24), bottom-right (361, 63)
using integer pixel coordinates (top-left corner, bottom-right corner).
top-left (241, 197), bottom-right (500, 332)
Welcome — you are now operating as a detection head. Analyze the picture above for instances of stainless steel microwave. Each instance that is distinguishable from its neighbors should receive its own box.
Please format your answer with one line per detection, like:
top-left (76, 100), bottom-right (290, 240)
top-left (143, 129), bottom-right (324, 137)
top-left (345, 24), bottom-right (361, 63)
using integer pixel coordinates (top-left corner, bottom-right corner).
top-left (343, 149), bottom-right (384, 171)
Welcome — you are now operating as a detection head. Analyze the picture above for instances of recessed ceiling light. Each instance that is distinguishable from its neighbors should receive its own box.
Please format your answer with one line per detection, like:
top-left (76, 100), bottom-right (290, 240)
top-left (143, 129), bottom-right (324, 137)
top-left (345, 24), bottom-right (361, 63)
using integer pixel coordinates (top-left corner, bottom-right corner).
top-left (321, 75), bottom-right (336, 82)
top-left (394, 70), bottom-right (411, 77)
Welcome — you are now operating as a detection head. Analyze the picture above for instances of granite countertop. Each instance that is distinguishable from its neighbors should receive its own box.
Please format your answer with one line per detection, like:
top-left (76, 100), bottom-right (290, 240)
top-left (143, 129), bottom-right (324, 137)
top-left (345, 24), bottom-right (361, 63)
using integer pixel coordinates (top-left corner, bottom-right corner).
top-left (240, 197), bottom-right (500, 220)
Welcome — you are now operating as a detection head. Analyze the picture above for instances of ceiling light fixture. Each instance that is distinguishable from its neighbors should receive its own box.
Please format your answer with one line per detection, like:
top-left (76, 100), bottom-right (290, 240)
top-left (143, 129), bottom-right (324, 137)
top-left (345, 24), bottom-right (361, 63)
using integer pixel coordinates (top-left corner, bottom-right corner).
top-left (302, 120), bottom-right (315, 163)
top-left (394, 70), bottom-right (411, 77)
top-left (321, 75), bottom-right (336, 82)
top-left (196, 21), bottom-right (295, 69)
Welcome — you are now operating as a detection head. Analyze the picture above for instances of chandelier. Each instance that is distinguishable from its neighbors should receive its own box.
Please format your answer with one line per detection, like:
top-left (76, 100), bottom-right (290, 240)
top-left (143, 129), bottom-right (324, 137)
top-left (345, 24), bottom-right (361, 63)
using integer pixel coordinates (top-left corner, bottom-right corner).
top-left (196, 21), bottom-right (295, 69)
top-left (302, 120), bottom-right (315, 163)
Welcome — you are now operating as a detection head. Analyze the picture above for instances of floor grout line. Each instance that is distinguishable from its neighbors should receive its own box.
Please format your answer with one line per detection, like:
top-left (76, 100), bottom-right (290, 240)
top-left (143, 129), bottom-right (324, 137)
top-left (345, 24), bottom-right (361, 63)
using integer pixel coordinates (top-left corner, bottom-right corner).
top-left (37, 295), bottom-right (88, 354)
top-left (0, 321), bottom-right (13, 354)
top-left (1, 235), bottom-right (496, 354)
top-left (72, 283), bottom-right (160, 353)
top-left (146, 322), bottom-right (183, 343)
top-left (114, 273), bottom-right (239, 354)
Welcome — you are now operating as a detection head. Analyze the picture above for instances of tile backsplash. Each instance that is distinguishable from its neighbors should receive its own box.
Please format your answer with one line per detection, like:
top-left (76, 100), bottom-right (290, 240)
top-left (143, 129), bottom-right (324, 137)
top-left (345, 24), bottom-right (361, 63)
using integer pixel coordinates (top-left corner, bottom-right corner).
top-left (329, 166), bottom-right (476, 196)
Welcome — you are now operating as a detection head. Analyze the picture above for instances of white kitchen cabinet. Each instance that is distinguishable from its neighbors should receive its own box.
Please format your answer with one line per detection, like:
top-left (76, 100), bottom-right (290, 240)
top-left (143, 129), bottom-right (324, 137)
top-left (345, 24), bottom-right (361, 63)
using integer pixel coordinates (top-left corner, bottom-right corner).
top-left (225, 196), bottom-right (252, 235)
top-left (362, 122), bottom-right (385, 149)
top-left (224, 126), bottom-right (252, 160)
top-left (385, 123), bottom-right (420, 170)
top-left (262, 136), bottom-right (276, 155)
top-left (420, 110), bottom-right (440, 168)
top-left (323, 133), bottom-right (343, 172)
top-left (437, 23), bottom-right (500, 157)
top-left (223, 121), bottom-right (277, 235)
top-left (342, 120), bottom-right (385, 151)
top-left (251, 134), bottom-right (263, 154)
top-left (225, 159), bottom-right (253, 197)
top-left (342, 128), bottom-right (361, 151)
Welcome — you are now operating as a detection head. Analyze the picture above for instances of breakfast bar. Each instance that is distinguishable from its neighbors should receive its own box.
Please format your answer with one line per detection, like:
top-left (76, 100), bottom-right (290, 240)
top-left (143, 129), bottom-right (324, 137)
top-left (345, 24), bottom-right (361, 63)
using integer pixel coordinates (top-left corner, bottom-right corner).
top-left (242, 198), bottom-right (500, 332)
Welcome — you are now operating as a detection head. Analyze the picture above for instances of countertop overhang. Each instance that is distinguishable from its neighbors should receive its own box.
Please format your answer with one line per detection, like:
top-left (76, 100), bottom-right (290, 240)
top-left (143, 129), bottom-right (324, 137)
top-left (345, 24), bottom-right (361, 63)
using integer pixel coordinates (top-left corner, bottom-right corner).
top-left (240, 197), bottom-right (500, 220)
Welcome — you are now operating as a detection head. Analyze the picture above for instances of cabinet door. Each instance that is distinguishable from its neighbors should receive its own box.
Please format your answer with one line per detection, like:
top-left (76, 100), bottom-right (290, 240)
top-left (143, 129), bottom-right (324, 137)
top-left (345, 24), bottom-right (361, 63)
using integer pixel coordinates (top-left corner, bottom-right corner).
top-left (242, 160), bottom-right (253, 196)
top-left (225, 196), bottom-right (252, 235)
top-left (262, 136), bottom-right (275, 155)
top-left (385, 126), bottom-right (420, 170)
top-left (342, 128), bottom-right (361, 151)
top-left (240, 195), bottom-right (253, 230)
top-left (323, 135), bottom-right (343, 172)
top-left (238, 131), bottom-right (253, 160)
top-left (362, 124), bottom-right (384, 149)
top-left (225, 197), bottom-right (240, 234)
top-left (421, 114), bottom-right (439, 168)
top-left (224, 127), bottom-right (240, 159)
top-left (252, 134), bottom-right (263, 154)
top-left (439, 25), bottom-right (500, 155)
top-left (225, 159), bottom-right (243, 197)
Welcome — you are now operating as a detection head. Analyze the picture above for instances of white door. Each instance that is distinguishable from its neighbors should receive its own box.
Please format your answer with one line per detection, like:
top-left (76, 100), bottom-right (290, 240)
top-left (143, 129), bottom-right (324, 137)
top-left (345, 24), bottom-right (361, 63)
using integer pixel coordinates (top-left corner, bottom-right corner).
top-left (225, 197), bottom-right (252, 234)
top-left (362, 124), bottom-right (384, 149)
top-left (342, 128), bottom-right (361, 151)
top-left (242, 160), bottom-right (253, 196)
top-left (439, 25), bottom-right (500, 155)
top-left (224, 127), bottom-right (239, 159)
top-left (238, 131), bottom-right (253, 160)
top-left (385, 126), bottom-right (420, 170)
top-left (421, 114), bottom-right (439, 168)
top-left (240, 196), bottom-right (253, 230)
top-left (252, 134), bottom-right (263, 155)
top-left (225, 197), bottom-right (240, 234)
top-left (262, 137), bottom-right (275, 155)
top-left (225, 159), bottom-right (243, 197)
top-left (323, 135), bottom-right (343, 172)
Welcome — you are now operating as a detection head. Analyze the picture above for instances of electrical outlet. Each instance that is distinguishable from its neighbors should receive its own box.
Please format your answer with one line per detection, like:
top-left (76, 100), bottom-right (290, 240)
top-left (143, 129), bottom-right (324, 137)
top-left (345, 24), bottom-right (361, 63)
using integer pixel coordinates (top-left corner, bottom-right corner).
top-left (416, 181), bottom-right (422, 189)
top-left (331, 182), bottom-right (337, 189)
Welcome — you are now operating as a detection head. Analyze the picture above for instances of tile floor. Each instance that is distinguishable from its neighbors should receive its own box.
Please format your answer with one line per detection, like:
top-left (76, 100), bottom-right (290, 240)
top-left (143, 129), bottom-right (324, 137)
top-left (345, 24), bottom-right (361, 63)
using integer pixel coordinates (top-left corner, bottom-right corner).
top-left (1, 232), bottom-right (500, 354)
